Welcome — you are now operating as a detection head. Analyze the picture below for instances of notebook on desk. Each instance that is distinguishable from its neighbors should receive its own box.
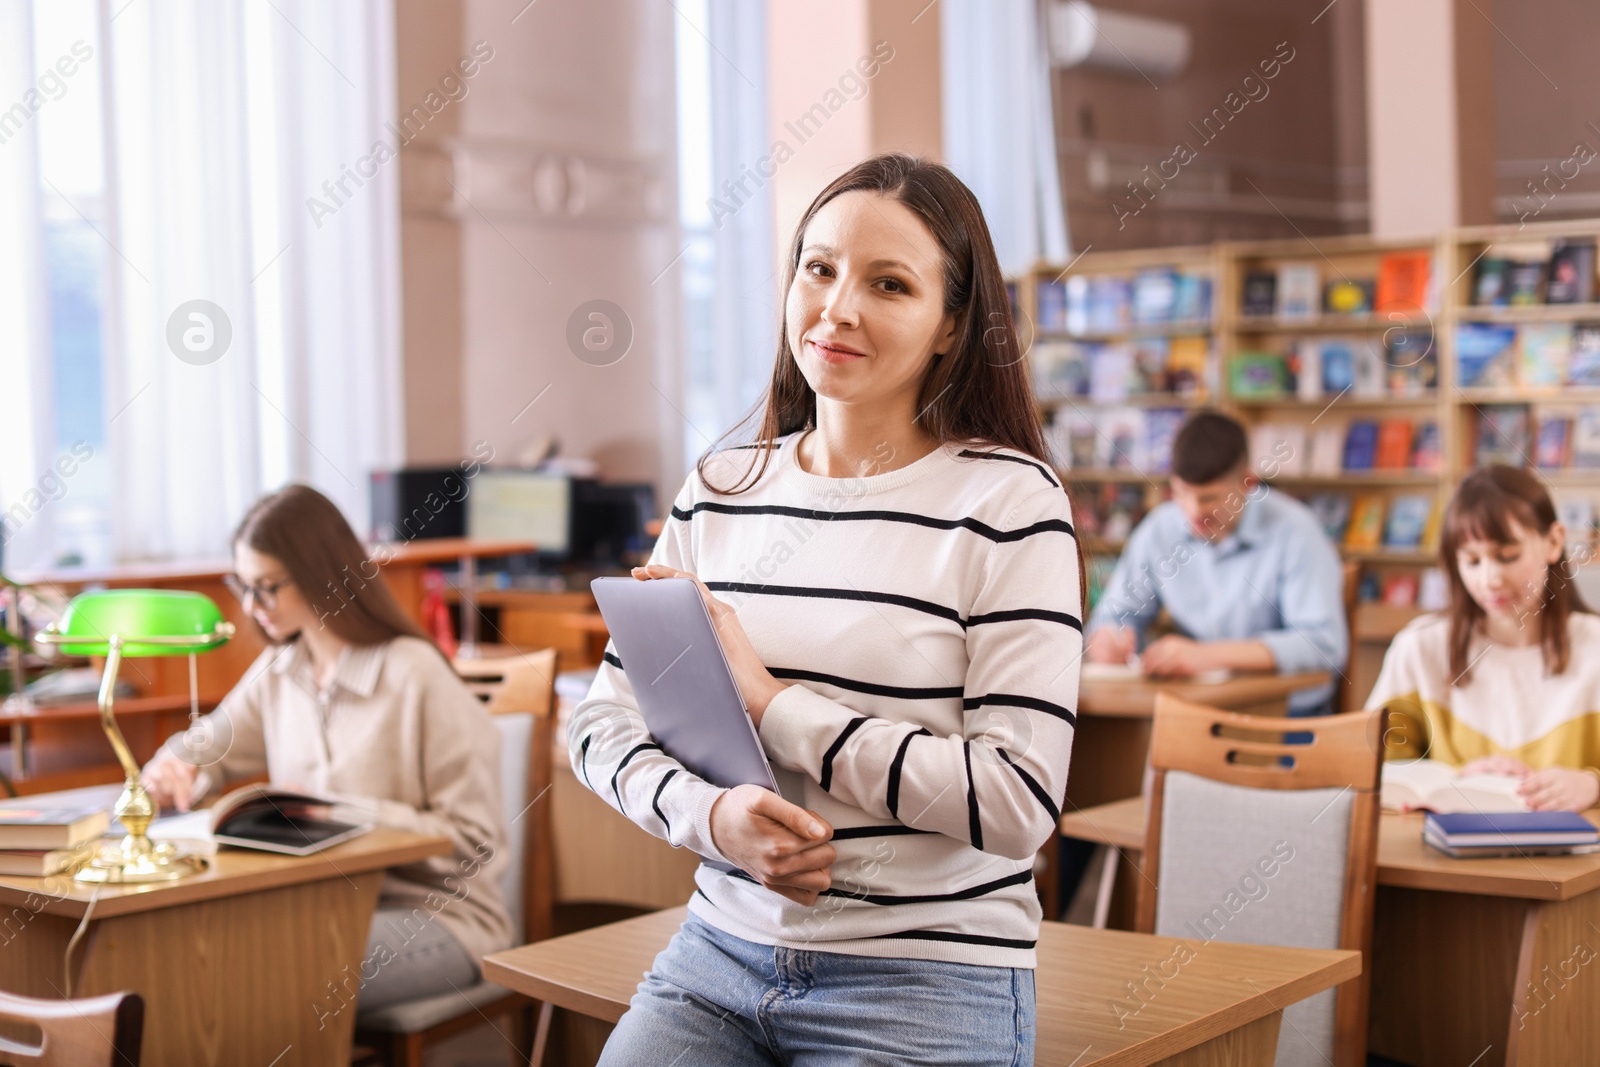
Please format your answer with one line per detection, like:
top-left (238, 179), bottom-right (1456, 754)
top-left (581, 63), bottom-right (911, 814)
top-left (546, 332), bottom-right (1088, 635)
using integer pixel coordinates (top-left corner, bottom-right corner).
top-left (1079, 662), bottom-right (1233, 685)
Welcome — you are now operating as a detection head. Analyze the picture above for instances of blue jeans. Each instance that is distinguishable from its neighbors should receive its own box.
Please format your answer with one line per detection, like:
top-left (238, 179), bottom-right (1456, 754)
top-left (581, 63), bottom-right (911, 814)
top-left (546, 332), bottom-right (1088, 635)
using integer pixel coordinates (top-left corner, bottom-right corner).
top-left (597, 916), bottom-right (1036, 1066)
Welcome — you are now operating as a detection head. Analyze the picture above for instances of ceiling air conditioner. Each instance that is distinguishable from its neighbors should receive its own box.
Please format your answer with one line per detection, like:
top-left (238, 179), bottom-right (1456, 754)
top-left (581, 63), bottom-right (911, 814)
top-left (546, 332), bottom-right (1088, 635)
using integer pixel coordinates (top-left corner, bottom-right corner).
top-left (1046, 1), bottom-right (1191, 82)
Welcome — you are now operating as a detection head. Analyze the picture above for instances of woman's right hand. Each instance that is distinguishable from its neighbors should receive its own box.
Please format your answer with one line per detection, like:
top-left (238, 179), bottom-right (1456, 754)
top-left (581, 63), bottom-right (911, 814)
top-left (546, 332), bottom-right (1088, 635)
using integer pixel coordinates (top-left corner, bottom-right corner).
top-left (709, 784), bottom-right (836, 906)
top-left (141, 749), bottom-right (202, 812)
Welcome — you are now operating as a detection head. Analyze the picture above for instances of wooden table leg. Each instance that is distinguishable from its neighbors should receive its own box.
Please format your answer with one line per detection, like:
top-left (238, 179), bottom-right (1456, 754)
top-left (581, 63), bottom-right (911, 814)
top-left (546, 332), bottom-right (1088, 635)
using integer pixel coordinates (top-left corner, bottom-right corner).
top-left (0, 871), bottom-right (384, 1066)
top-left (1368, 885), bottom-right (1531, 1067)
top-left (1503, 888), bottom-right (1600, 1066)
top-left (1065, 717), bottom-right (1152, 810)
top-left (1152, 1014), bottom-right (1280, 1066)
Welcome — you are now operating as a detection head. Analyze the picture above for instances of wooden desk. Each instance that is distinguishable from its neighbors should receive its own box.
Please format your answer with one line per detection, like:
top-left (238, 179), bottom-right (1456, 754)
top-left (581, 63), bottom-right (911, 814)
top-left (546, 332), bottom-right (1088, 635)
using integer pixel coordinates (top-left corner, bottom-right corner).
top-left (483, 905), bottom-right (1358, 1067)
top-left (0, 794), bottom-right (451, 1067)
top-left (1069, 671), bottom-right (1330, 811)
top-left (1060, 798), bottom-right (1600, 1067)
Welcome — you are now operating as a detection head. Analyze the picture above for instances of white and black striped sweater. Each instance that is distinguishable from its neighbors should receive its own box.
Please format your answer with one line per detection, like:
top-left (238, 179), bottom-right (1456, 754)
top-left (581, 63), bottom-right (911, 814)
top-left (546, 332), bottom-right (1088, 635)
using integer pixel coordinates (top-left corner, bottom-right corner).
top-left (570, 432), bottom-right (1081, 968)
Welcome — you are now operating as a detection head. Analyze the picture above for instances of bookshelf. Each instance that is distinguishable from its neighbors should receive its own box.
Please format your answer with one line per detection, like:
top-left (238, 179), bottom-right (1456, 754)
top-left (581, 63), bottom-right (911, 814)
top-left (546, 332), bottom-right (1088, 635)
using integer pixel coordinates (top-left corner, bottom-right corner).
top-left (1017, 219), bottom-right (1600, 706)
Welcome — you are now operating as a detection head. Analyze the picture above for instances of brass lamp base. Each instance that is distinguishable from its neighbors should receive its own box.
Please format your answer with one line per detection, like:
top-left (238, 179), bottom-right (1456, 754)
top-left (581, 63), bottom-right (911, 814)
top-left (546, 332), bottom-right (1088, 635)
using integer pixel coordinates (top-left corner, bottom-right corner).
top-left (74, 776), bottom-right (209, 884)
top-left (73, 836), bottom-right (209, 884)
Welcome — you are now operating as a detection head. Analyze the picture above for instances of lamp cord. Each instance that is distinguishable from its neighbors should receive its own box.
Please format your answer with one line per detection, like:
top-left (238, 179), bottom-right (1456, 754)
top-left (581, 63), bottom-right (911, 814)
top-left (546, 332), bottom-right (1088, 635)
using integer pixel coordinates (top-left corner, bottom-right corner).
top-left (62, 884), bottom-right (102, 999)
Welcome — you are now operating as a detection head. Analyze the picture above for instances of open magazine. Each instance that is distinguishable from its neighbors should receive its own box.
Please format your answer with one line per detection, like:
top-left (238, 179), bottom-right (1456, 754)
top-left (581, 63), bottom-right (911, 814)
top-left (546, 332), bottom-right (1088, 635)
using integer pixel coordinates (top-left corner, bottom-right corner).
top-left (207, 784), bottom-right (374, 856)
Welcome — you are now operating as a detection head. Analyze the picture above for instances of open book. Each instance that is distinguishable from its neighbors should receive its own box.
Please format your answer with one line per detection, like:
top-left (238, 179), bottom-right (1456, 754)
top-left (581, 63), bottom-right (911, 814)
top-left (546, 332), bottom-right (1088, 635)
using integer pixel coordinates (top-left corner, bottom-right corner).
top-left (208, 784), bottom-right (374, 856)
top-left (1381, 759), bottom-right (1529, 814)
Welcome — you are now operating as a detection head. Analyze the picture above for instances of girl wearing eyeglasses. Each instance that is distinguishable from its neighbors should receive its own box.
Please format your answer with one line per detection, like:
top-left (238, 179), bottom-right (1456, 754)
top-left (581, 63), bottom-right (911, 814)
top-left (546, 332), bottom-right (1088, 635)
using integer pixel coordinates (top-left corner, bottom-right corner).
top-left (139, 484), bottom-right (512, 1014)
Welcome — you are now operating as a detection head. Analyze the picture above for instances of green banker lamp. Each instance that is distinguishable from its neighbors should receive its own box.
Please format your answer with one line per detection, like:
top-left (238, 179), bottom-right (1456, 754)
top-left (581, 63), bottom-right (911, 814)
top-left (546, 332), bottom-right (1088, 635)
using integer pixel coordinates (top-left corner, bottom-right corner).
top-left (35, 589), bottom-right (234, 883)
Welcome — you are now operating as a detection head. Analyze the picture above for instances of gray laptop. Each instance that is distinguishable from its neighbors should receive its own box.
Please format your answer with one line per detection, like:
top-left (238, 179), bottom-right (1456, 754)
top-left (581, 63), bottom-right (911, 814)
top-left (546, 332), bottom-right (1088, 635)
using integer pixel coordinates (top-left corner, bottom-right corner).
top-left (590, 577), bottom-right (780, 802)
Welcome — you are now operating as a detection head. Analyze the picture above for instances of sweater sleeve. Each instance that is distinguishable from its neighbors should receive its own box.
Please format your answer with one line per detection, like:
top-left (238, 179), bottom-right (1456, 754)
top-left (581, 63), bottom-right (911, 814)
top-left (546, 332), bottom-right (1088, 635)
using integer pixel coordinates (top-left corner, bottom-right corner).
top-left (758, 483), bottom-right (1081, 861)
top-left (567, 475), bottom-right (732, 864)
top-left (1364, 621), bottom-right (1433, 760)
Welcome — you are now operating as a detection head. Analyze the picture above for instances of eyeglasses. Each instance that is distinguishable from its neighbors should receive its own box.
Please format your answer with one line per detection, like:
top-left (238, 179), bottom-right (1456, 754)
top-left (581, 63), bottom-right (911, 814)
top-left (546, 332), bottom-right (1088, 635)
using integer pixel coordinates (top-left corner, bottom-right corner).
top-left (223, 574), bottom-right (292, 610)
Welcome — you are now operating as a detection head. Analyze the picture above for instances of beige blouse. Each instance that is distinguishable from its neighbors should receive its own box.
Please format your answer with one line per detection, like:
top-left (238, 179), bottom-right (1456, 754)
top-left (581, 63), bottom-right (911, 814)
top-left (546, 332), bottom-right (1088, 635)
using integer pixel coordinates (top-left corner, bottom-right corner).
top-left (161, 635), bottom-right (512, 965)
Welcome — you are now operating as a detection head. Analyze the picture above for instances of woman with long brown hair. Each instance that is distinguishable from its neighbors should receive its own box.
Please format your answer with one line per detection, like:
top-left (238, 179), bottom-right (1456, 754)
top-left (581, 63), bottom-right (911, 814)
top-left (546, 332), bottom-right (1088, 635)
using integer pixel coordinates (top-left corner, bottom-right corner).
top-left (572, 154), bottom-right (1080, 1065)
top-left (1367, 465), bottom-right (1600, 810)
top-left (140, 484), bottom-right (512, 1012)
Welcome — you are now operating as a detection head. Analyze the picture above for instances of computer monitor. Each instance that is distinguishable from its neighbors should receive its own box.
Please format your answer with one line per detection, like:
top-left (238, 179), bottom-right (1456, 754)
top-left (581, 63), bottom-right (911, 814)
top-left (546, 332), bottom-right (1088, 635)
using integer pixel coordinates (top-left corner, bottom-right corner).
top-left (466, 471), bottom-right (572, 558)
top-left (570, 481), bottom-right (656, 565)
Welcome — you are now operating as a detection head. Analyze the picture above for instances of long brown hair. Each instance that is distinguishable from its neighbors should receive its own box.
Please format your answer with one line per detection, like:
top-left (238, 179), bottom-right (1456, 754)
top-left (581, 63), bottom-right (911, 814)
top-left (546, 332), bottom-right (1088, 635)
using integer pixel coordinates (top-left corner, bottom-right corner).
top-left (1440, 465), bottom-right (1589, 683)
top-left (698, 152), bottom-right (1049, 493)
top-left (233, 484), bottom-right (431, 647)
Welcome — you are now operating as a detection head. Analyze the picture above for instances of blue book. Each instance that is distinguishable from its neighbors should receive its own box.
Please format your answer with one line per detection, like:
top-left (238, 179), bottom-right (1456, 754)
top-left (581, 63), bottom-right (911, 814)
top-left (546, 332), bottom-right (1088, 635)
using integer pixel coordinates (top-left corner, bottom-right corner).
top-left (1320, 341), bottom-right (1355, 394)
top-left (1342, 420), bottom-right (1379, 471)
top-left (1426, 811), bottom-right (1600, 847)
top-left (1455, 323), bottom-right (1518, 388)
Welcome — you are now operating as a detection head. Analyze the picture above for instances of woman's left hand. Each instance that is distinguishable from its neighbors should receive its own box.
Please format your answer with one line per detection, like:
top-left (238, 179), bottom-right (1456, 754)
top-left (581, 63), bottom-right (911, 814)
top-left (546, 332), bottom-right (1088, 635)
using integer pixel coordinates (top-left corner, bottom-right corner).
top-left (631, 565), bottom-right (788, 726)
top-left (1519, 767), bottom-right (1600, 812)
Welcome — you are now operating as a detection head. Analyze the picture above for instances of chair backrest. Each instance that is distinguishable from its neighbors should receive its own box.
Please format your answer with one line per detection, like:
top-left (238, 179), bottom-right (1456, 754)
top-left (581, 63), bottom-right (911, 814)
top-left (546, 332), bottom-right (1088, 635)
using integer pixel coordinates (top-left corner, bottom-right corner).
top-left (1137, 694), bottom-right (1384, 1067)
top-left (0, 990), bottom-right (143, 1066)
top-left (1335, 560), bottom-right (1360, 712)
top-left (454, 648), bottom-right (558, 946)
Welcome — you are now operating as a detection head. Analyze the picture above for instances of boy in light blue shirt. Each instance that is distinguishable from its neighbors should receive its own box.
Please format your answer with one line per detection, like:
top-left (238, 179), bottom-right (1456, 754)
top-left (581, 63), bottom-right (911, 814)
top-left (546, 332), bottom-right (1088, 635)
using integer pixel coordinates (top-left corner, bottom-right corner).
top-left (1084, 410), bottom-right (1347, 714)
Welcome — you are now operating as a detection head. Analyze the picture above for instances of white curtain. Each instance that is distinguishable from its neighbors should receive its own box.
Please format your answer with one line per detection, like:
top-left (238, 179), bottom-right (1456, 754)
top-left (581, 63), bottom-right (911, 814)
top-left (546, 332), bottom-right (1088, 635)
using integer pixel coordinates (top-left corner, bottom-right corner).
top-left (941, 0), bottom-right (1072, 273)
top-left (101, 0), bottom-right (401, 560)
top-left (0, 1), bottom-right (55, 575)
top-left (706, 0), bottom-right (776, 440)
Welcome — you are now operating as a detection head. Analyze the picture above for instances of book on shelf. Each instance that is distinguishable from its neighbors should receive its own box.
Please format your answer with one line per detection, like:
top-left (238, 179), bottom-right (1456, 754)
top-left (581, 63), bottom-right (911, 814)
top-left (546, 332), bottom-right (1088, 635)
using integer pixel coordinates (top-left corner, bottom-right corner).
top-left (1546, 238), bottom-right (1596, 305)
top-left (1382, 573), bottom-right (1420, 606)
top-left (1099, 407), bottom-right (1146, 469)
top-left (1037, 278), bottom-right (1067, 332)
top-left (1411, 421), bottom-right (1442, 472)
top-left (1382, 761), bottom-right (1532, 813)
top-left (1473, 404), bottom-right (1531, 468)
top-left (1383, 493), bottom-right (1433, 549)
top-left (1384, 328), bottom-right (1437, 397)
top-left (1342, 420), bottom-right (1379, 471)
top-left (1352, 338), bottom-right (1386, 398)
top-left (1507, 257), bottom-right (1546, 306)
top-left (1031, 341), bottom-right (1090, 399)
top-left (1088, 344), bottom-right (1136, 403)
top-left (1557, 496), bottom-right (1596, 543)
top-left (1065, 275), bottom-right (1089, 335)
top-left (1570, 322), bottom-right (1600, 386)
top-left (1250, 422), bottom-right (1307, 477)
top-left (1131, 268), bottom-right (1179, 324)
top-left (1309, 425), bottom-right (1345, 475)
top-left (1419, 567), bottom-right (1449, 610)
top-left (1322, 277), bottom-right (1374, 315)
top-left (1345, 494), bottom-right (1387, 550)
top-left (1276, 263), bottom-right (1320, 321)
top-left (1518, 322), bottom-right (1573, 389)
top-left (1318, 339), bottom-right (1354, 395)
top-left (1241, 270), bottom-right (1277, 317)
top-left (1474, 256), bottom-right (1512, 307)
top-left (1574, 409), bottom-right (1600, 469)
top-left (1374, 418), bottom-right (1414, 470)
top-left (1536, 416), bottom-right (1573, 470)
top-left (1096, 483), bottom-right (1149, 541)
top-left (1230, 351), bottom-right (1290, 398)
top-left (1088, 274), bottom-right (1132, 334)
top-left (1132, 338), bottom-right (1172, 393)
top-left (1375, 251), bottom-right (1432, 313)
top-left (1455, 323), bottom-right (1519, 389)
top-left (1171, 273), bottom-right (1212, 322)
top-left (0, 803), bottom-right (110, 850)
top-left (1166, 335), bottom-right (1211, 396)
top-left (1291, 340), bottom-right (1322, 401)
top-left (1143, 408), bottom-right (1186, 475)
top-left (1306, 492), bottom-right (1352, 542)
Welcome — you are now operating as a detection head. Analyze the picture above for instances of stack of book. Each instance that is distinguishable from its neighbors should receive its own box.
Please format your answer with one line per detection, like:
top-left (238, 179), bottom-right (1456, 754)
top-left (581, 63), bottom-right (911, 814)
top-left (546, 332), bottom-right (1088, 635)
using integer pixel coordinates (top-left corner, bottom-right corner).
top-left (1423, 811), bottom-right (1600, 859)
top-left (1473, 238), bottom-right (1597, 307)
top-left (1456, 320), bottom-right (1600, 389)
top-left (0, 801), bottom-right (108, 876)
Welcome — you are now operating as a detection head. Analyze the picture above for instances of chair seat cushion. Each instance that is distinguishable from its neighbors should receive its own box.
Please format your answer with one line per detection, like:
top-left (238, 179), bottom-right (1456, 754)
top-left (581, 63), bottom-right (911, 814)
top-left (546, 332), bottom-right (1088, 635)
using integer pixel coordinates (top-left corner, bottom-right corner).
top-left (356, 979), bottom-right (520, 1033)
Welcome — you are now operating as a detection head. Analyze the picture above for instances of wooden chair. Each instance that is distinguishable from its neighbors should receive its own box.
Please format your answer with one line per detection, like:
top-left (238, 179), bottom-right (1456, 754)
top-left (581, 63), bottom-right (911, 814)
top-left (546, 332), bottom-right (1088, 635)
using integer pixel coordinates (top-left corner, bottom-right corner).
top-left (1136, 693), bottom-right (1384, 1067)
top-left (0, 990), bottom-right (143, 1066)
top-left (354, 648), bottom-right (558, 1067)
